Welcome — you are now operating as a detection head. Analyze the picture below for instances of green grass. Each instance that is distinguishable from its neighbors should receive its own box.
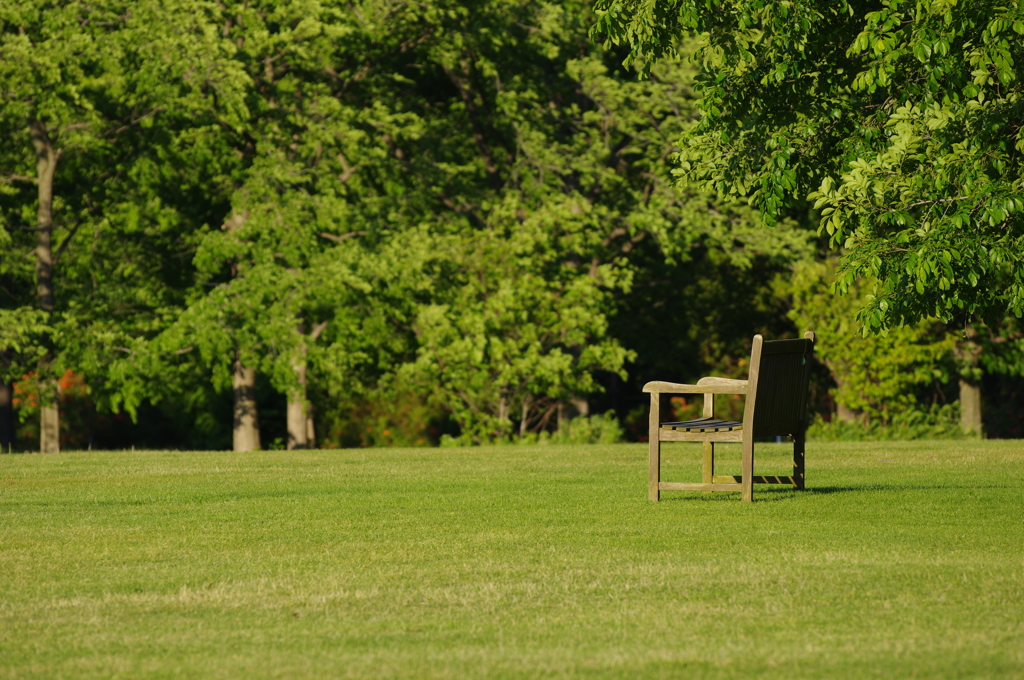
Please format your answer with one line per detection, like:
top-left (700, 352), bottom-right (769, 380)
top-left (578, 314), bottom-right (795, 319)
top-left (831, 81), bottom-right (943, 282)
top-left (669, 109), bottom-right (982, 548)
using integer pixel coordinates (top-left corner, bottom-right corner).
top-left (1, 441), bottom-right (1022, 679)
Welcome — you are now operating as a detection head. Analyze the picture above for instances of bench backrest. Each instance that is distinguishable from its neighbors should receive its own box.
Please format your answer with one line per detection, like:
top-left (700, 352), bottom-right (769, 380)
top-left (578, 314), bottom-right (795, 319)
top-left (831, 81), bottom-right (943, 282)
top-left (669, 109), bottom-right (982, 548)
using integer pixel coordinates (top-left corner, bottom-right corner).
top-left (744, 333), bottom-right (815, 437)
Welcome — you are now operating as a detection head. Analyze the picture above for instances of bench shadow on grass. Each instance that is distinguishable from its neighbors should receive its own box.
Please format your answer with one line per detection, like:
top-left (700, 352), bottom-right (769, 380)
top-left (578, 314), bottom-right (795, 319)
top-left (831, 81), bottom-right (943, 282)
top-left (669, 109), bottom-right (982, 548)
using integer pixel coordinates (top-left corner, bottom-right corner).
top-left (803, 482), bottom-right (1008, 494)
top-left (660, 482), bottom-right (1002, 502)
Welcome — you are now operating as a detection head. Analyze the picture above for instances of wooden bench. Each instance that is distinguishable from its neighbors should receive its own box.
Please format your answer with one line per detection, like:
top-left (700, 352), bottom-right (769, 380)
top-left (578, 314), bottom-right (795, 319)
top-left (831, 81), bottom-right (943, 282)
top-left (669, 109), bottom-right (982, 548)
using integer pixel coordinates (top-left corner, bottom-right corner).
top-left (643, 332), bottom-right (815, 503)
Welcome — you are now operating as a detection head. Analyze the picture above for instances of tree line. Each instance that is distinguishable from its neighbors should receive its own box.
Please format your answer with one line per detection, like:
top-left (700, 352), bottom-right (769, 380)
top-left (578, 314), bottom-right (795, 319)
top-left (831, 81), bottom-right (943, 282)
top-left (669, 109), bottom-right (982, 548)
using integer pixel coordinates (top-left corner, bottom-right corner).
top-left (2, 0), bottom-right (1022, 452)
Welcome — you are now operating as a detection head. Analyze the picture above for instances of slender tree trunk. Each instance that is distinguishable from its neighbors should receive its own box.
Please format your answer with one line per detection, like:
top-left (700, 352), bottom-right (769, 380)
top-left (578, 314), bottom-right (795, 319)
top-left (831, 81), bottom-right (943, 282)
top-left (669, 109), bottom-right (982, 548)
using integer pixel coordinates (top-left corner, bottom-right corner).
top-left (955, 327), bottom-right (984, 436)
top-left (232, 356), bottom-right (260, 452)
top-left (519, 398), bottom-right (530, 438)
top-left (30, 118), bottom-right (60, 453)
top-left (497, 387), bottom-right (510, 422)
top-left (222, 208), bottom-right (261, 452)
top-left (30, 119), bottom-right (56, 313)
top-left (286, 320), bottom-right (326, 450)
top-left (0, 381), bottom-right (14, 452)
top-left (40, 397), bottom-right (59, 453)
top-left (959, 379), bottom-right (982, 436)
top-left (286, 355), bottom-right (308, 450)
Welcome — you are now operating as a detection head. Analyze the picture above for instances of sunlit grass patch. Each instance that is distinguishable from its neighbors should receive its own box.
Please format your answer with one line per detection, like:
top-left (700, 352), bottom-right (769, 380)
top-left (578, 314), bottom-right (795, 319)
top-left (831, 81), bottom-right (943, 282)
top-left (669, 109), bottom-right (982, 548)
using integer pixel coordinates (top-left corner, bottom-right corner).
top-left (1, 441), bottom-right (1022, 679)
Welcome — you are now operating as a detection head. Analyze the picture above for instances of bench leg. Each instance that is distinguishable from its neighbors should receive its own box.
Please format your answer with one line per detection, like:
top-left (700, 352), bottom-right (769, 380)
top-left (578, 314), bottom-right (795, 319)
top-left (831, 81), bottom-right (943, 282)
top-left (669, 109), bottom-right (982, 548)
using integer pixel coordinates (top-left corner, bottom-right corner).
top-left (702, 441), bottom-right (714, 492)
top-left (793, 432), bottom-right (806, 491)
top-left (741, 437), bottom-right (754, 503)
top-left (648, 393), bottom-right (660, 501)
top-left (701, 392), bottom-right (714, 493)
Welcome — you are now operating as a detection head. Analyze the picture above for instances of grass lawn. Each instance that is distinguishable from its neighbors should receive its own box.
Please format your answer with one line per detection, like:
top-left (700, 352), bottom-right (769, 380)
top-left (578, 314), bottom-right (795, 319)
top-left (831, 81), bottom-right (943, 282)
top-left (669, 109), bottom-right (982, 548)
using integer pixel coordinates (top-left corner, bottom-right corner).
top-left (1, 440), bottom-right (1022, 679)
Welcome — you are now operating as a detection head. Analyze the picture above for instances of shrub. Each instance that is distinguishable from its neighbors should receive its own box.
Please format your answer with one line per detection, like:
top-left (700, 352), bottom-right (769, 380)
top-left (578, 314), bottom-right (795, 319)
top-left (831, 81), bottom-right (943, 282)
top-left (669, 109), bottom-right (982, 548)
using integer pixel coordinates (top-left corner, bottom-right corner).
top-left (440, 410), bottom-right (625, 447)
top-left (807, 403), bottom-right (967, 441)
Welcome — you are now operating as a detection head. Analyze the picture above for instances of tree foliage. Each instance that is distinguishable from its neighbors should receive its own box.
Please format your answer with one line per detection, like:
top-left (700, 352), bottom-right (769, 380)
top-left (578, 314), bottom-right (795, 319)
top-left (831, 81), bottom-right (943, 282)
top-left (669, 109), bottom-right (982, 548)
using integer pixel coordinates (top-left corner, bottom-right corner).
top-left (592, 0), bottom-right (1024, 330)
top-left (783, 258), bottom-right (954, 421)
top-left (4, 0), bottom-right (1019, 448)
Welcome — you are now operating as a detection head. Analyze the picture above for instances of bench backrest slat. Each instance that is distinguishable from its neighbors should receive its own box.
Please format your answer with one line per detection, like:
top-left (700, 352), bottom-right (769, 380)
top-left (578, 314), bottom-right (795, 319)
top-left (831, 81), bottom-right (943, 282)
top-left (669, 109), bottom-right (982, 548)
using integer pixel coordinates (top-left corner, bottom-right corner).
top-left (750, 336), bottom-right (814, 437)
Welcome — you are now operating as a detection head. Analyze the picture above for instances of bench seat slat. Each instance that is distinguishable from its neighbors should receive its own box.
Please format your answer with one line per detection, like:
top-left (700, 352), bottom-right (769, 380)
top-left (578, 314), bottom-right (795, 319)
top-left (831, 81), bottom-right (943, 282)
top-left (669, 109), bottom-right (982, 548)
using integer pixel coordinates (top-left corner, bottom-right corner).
top-left (661, 417), bottom-right (742, 432)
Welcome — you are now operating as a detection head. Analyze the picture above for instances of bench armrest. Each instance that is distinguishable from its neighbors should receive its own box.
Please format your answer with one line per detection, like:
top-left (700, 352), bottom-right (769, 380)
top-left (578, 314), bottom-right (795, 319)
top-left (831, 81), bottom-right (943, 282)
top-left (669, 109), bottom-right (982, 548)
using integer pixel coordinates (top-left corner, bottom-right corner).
top-left (642, 380), bottom-right (749, 395)
top-left (697, 377), bottom-right (748, 388)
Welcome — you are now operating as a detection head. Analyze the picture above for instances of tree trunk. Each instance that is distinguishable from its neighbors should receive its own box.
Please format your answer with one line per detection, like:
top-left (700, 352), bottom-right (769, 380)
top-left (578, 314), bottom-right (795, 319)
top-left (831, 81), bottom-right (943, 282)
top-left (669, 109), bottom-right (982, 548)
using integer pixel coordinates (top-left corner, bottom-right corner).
top-left (40, 401), bottom-right (60, 453)
top-left (959, 378), bottom-right (983, 436)
top-left (222, 208), bottom-right (261, 452)
top-left (0, 381), bottom-right (14, 452)
top-left (558, 396), bottom-right (590, 428)
top-left (286, 320), bottom-right (326, 450)
top-left (955, 326), bottom-right (984, 437)
top-left (232, 357), bottom-right (261, 452)
top-left (305, 404), bottom-right (316, 449)
top-left (498, 387), bottom-right (510, 422)
top-left (30, 119), bottom-right (57, 314)
top-left (30, 118), bottom-right (61, 453)
top-left (286, 356), bottom-right (308, 450)
top-left (835, 401), bottom-right (858, 423)
top-left (831, 376), bottom-right (858, 423)
top-left (519, 398), bottom-right (530, 438)
top-left (570, 396), bottom-right (590, 418)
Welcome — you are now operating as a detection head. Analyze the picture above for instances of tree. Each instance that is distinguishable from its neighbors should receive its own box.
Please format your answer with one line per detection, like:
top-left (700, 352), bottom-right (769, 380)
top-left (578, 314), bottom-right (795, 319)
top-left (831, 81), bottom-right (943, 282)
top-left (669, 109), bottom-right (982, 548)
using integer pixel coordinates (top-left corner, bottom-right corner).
top-left (951, 317), bottom-right (1024, 435)
top-left (2, 0), bottom-right (252, 451)
top-left (165, 0), bottom-right (422, 451)
top-left (110, 0), bottom-right (816, 446)
top-left (369, 0), bottom-right (814, 440)
top-left (591, 0), bottom-right (1024, 331)
top-left (0, 0), bottom-right (121, 451)
top-left (406, 232), bottom-right (631, 442)
top-left (783, 258), bottom-right (954, 423)
top-left (0, 0), bottom-right (831, 450)
top-left (86, 0), bottom-right (450, 451)
top-left (345, 0), bottom-right (645, 440)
